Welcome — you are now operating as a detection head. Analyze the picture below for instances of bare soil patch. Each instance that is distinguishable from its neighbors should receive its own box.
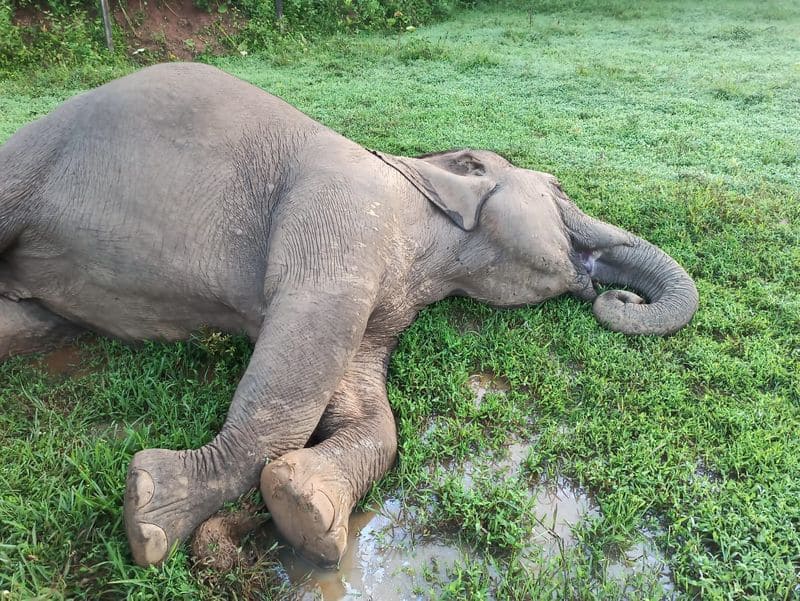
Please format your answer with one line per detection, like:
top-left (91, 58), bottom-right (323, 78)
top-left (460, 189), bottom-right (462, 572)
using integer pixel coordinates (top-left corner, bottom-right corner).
top-left (114, 0), bottom-right (243, 60)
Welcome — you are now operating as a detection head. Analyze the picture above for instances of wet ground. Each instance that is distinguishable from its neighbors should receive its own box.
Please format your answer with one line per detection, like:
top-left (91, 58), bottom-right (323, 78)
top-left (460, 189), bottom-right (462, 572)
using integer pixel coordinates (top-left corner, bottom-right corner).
top-left (268, 477), bottom-right (673, 600)
top-left (187, 369), bottom-right (676, 598)
top-left (36, 343), bottom-right (89, 377)
top-left (269, 499), bottom-right (471, 600)
top-left (35, 352), bottom-right (675, 598)
top-left (265, 372), bottom-right (674, 599)
top-left (468, 372), bottom-right (511, 406)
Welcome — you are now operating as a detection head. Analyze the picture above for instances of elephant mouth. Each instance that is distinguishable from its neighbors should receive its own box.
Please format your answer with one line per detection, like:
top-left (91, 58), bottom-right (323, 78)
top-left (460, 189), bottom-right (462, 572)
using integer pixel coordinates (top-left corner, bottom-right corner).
top-left (572, 240), bottom-right (698, 335)
top-left (575, 250), bottom-right (649, 305)
top-left (578, 250), bottom-right (600, 276)
top-left (569, 251), bottom-right (601, 302)
top-left (559, 193), bottom-right (698, 336)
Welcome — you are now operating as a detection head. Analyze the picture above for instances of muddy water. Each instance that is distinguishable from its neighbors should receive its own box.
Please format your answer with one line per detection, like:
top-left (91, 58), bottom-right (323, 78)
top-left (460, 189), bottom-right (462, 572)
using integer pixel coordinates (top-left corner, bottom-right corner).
top-left (266, 370), bottom-right (674, 597)
top-left (271, 499), bottom-right (469, 600)
top-left (468, 372), bottom-right (510, 406)
top-left (269, 477), bottom-right (673, 599)
top-left (32, 342), bottom-right (97, 378)
top-left (39, 344), bottom-right (86, 376)
top-left (605, 530), bottom-right (674, 596)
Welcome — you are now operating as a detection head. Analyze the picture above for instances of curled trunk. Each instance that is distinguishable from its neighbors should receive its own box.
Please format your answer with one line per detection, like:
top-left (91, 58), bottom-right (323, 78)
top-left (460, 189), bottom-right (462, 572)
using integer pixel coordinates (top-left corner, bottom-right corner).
top-left (589, 238), bottom-right (699, 335)
top-left (558, 196), bottom-right (699, 336)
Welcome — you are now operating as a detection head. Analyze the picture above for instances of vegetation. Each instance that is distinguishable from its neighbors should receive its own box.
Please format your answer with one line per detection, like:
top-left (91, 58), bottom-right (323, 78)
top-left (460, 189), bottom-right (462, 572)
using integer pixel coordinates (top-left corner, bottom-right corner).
top-left (1, 0), bottom-right (799, 599)
top-left (0, 0), bottom-right (121, 74)
top-left (0, 0), bottom-right (474, 75)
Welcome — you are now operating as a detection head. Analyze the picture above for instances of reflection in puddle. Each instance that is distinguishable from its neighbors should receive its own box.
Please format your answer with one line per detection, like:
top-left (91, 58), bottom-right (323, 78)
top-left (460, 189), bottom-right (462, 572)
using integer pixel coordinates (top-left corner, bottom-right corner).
top-left (267, 475), bottom-right (675, 599)
top-left (457, 441), bottom-right (532, 491)
top-left (267, 478), bottom-right (674, 600)
top-left (271, 499), bottom-right (469, 601)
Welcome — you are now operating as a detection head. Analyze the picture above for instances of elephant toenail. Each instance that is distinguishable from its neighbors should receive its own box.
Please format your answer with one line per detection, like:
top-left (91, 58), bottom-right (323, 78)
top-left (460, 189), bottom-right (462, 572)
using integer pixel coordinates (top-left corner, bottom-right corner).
top-left (128, 469), bottom-right (155, 509)
top-left (134, 523), bottom-right (168, 566)
top-left (311, 488), bottom-right (336, 532)
top-left (332, 525), bottom-right (347, 555)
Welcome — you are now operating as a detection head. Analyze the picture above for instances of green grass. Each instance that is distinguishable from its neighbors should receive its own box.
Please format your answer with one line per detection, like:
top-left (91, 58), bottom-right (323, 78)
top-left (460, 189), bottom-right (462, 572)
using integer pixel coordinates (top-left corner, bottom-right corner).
top-left (2, 1), bottom-right (800, 598)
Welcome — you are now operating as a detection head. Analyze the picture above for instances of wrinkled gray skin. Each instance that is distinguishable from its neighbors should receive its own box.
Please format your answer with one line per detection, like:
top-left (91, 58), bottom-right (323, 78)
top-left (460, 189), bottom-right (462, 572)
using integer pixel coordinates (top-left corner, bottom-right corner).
top-left (0, 63), bottom-right (698, 568)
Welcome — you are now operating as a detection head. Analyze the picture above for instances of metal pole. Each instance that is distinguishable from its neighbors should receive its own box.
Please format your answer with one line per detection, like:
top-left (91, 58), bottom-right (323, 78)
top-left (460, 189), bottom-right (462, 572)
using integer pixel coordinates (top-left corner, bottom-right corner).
top-left (99, 0), bottom-right (114, 52)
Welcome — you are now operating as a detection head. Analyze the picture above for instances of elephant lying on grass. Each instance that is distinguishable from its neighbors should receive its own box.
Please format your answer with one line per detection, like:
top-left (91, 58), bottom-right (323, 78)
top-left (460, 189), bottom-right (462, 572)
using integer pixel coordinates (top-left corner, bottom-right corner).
top-left (0, 63), bottom-right (698, 568)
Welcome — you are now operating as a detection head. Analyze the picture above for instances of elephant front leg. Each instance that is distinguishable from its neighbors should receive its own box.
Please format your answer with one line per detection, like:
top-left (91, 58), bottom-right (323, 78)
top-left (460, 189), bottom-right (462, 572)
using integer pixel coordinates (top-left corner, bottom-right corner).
top-left (123, 286), bottom-right (376, 567)
top-left (260, 341), bottom-right (396, 568)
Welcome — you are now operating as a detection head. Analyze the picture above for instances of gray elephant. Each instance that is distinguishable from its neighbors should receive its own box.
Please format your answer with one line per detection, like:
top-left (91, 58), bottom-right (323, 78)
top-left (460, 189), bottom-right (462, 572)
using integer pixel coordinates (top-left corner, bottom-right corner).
top-left (0, 63), bottom-right (698, 568)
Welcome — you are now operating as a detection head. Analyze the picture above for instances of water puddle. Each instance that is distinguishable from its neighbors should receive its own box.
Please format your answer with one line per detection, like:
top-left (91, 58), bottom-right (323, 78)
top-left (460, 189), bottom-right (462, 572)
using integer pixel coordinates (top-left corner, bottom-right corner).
top-left (456, 441), bottom-right (533, 490)
top-left (260, 472), bottom-right (674, 599)
top-left (445, 442), bottom-right (598, 557)
top-left (34, 343), bottom-right (93, 378)
top-left (693, 458), bottom-right (722, 483)
top-left (270, 499), bottom-right (469, 600)
top-left (527, 479), bottom-right (599, 558)
top-left (257, 427), bottom-right (673, 599)
top-left (42, 345), bottom-right (84, 375)
top-left (605, 528), bottom-right (674, 596)
top-left (468, 372), bottom-right (510, 406)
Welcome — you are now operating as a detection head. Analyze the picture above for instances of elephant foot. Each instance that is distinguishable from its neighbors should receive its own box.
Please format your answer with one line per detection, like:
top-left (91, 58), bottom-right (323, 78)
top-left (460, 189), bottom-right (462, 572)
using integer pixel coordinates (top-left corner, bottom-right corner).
top-left (260, 450), bottom-right (352, 568)
top-left (124, 448), bottom-right (223, 567)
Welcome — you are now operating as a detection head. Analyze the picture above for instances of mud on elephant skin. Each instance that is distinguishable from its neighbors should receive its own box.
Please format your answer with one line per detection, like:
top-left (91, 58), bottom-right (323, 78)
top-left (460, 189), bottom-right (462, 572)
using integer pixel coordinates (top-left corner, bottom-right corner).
top-left (0, 63), bottom-right (698, 568)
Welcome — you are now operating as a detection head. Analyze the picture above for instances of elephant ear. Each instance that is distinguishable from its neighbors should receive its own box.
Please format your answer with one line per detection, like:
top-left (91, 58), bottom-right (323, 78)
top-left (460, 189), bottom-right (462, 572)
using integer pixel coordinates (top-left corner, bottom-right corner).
top-left (371, 150), bottom-right (498, 231)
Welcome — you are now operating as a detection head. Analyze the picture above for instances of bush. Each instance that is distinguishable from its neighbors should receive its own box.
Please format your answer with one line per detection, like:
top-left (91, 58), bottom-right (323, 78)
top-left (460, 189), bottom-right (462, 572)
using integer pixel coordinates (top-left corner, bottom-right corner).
top-left (0, 0), bottom-right (25, 69)
top-left (237, 0), bottom-right (465, 49)
top-left (0, 0), bottom-right (119, 75)
top-left (0, 0), bottom-right (475, 76)
top-left (247, 0), bottom-right (460, 32)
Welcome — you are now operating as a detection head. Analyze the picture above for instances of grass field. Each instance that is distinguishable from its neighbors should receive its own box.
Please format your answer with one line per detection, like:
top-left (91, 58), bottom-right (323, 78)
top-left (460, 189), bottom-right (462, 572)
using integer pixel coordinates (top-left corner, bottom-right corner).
top-left (1, 1), bottom-right (799, 599)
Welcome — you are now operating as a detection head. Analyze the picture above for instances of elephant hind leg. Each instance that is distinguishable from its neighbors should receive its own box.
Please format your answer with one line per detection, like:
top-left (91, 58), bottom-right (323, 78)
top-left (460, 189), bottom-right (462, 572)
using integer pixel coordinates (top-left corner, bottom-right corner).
top-left (260, 343), bottom-right (397, 568)
top-left (0, 298), bottom-right (84, 360)
top-left (124, 284), bottom-right (376, 567)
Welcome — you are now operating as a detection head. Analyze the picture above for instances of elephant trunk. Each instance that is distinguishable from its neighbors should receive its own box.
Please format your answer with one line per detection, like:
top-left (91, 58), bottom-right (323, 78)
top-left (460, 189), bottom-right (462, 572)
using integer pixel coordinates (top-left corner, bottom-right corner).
top-left (558, 196), bottom-right (698, 336)
top-left (588, 238), bottom-right (699, 335)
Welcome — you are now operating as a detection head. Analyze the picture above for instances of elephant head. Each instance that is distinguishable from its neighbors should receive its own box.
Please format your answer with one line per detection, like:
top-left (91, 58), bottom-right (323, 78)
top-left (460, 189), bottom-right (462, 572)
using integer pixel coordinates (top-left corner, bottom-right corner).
top-left (374, 149), bottom-right (698, 335)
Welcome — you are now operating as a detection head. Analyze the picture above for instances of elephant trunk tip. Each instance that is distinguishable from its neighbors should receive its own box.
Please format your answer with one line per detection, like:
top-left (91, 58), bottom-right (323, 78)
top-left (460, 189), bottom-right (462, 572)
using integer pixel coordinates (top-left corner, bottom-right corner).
top-left (573, 236), bottom-right (699, 336)
top-left (592, 283), bottom-right (699, 336)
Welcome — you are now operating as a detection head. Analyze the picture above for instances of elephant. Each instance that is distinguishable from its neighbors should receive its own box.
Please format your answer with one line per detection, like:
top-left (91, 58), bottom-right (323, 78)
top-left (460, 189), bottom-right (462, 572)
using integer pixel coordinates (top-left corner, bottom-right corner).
top-left (0, 62), bottom-right (698, 569)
